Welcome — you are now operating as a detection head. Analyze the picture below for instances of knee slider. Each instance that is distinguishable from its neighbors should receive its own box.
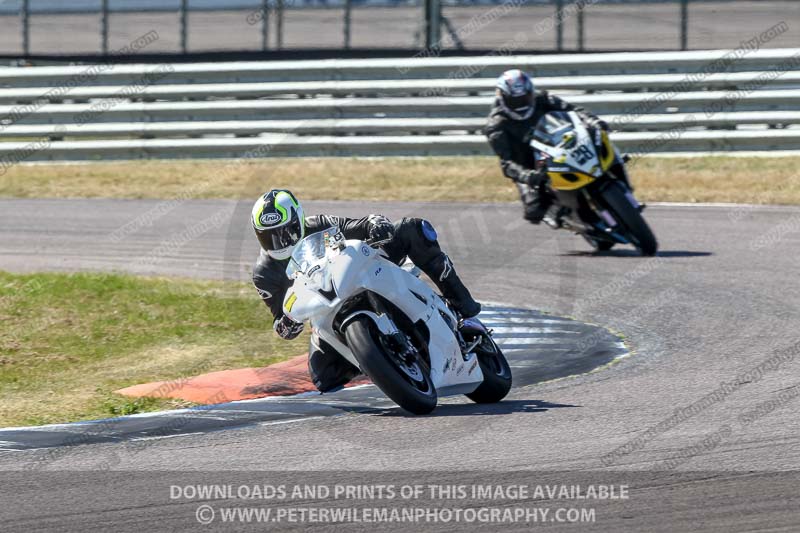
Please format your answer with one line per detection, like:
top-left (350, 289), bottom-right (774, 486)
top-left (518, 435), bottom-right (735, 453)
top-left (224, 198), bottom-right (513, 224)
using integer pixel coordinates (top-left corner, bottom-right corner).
top-left (397, 217), bottom-right (439, 245)
top-left (420, 219), bottom-right (438, 242)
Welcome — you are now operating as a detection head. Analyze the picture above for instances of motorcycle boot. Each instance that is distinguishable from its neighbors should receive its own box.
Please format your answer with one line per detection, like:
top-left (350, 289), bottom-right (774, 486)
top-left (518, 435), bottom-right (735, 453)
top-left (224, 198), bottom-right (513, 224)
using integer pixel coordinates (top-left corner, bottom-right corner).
top-left (419, 253), bottom-right (481, 319)
top-left (521, 181), bottom-right (554, 224)
top-left (543, 204), bottom-right (569, 229)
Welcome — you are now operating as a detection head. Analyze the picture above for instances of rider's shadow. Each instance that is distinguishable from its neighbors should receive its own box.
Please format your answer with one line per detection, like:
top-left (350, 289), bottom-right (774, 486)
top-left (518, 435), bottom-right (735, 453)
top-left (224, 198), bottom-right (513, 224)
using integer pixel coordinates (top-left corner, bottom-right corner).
top-left (369, 400), bottom-right (578, 417)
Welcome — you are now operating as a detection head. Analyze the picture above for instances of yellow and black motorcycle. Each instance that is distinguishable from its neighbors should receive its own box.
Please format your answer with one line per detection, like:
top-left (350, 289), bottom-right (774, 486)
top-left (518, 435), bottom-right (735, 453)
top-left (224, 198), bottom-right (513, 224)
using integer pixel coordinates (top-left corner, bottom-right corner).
top-left (530, 111), bottom-right (658, 256)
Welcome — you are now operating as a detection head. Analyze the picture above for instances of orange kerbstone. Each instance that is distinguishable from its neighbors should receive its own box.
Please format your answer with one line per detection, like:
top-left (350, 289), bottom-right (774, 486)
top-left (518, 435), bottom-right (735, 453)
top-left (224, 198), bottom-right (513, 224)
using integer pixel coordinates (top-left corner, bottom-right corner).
top-left (115, 354), bottom-right (370, 404)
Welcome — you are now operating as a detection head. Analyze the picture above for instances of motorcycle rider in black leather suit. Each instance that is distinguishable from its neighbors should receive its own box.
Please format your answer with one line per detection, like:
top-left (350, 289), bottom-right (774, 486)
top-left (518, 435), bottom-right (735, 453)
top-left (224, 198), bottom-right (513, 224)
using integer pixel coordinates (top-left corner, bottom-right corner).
top-left (484, 69), bottom-right (609, 224)
top-left (251, 189), bottom-right (481, 392)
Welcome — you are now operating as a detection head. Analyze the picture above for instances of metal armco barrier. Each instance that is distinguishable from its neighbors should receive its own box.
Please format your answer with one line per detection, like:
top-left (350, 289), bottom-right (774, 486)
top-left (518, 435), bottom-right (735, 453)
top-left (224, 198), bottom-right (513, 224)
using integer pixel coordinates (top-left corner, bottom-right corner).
top-left (0, 48), bottom-right (799, 161)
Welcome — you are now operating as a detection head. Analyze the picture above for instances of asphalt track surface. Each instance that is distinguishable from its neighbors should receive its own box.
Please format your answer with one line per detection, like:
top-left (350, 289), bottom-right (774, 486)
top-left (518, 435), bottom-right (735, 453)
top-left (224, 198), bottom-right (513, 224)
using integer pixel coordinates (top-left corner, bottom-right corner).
top-left (1, 198), bottom-right (800, 531)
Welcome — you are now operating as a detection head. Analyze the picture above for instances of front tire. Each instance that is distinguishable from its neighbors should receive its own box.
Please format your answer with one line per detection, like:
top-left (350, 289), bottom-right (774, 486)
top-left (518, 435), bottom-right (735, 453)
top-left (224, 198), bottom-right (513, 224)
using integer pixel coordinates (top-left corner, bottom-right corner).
top-left (466, 336), bottom-right (512, 404)
top-left (345, 317), bottom-right (437, 415)
top-left (601, 182), bottom-right (658, 256)
top-left (582, 234), bottom-right (615, 252)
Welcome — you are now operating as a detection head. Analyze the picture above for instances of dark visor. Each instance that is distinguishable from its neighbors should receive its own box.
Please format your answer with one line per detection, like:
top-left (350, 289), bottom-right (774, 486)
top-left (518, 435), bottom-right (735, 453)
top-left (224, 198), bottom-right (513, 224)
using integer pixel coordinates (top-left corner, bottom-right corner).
top-left (257, 217), bottom-right (302, 252)
top-left (505, 92), bottom-right (533, 111)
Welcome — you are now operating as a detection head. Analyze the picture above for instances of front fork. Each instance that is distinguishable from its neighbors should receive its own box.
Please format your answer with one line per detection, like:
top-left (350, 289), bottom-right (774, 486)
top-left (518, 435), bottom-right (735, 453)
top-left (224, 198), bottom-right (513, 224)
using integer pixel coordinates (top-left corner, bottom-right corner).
top-left (368, 290), bottom-right (479, 365)
top-left (615, 157), bottom-right (646, 212)
top-left (363, 291), bottom-right (425, 366)
top-left (583, 186), bottom-right (628, 242)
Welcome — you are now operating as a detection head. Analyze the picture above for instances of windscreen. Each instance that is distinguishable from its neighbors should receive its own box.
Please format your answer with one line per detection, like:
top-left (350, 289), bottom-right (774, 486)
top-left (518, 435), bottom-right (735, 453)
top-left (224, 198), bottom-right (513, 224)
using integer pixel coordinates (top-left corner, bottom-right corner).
top-left (532, 111), bottom-right (576, 148)
top-left (286, 227), bottom-right (342, 279)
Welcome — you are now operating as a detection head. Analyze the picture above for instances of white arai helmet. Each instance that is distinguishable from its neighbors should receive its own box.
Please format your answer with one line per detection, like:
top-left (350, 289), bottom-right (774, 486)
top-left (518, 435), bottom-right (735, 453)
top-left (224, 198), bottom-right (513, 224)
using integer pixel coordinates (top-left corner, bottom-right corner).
top-left (495, 69), bottom-right (536, 121)
top-left (251, 189), bottom-right (306, 260)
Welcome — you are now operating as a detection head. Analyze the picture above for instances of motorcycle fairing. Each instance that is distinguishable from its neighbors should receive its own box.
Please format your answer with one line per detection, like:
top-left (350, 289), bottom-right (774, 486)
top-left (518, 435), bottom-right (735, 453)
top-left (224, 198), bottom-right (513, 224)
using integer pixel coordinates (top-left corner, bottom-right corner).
top-left (284, 237), bottom-right (484, 396)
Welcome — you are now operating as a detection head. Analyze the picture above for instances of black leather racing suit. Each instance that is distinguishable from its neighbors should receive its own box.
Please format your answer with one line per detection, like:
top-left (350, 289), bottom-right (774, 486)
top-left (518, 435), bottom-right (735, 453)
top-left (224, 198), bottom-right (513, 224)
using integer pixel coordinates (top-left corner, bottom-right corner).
top-left (484, 91), bottom-right (601, 222)
top-left (252, 214), bottom-right (470, 393)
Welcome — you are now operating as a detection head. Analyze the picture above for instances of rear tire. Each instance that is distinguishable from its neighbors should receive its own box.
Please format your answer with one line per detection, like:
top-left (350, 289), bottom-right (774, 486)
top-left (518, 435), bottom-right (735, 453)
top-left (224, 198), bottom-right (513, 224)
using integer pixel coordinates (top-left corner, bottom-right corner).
top-left (466, 336), bottom-right (512, 404)
top-left (601, 182), bottom-right (658, 256)
top-left (345, 317), bottom-right (437, 415)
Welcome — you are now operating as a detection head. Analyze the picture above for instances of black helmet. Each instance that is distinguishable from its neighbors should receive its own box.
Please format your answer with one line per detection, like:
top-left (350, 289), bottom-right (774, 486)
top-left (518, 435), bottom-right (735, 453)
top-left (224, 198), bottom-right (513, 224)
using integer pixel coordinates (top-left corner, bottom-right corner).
top-left (251, 189), bottom-right (305, 260)
top-left (495, 69), bottom-right (535, 121)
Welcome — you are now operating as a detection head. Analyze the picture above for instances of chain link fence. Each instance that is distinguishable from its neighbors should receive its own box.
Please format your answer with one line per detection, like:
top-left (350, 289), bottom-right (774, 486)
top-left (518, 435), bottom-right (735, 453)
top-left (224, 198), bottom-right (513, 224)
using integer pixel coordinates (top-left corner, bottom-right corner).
top-left (0, 0), bottom-right (796, 56)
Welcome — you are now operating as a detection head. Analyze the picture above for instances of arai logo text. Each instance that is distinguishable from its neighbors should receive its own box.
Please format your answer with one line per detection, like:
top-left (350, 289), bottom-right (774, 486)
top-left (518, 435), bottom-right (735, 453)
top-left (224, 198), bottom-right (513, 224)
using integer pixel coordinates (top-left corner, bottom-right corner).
top-left (260, 212), bottom-right (282, 226)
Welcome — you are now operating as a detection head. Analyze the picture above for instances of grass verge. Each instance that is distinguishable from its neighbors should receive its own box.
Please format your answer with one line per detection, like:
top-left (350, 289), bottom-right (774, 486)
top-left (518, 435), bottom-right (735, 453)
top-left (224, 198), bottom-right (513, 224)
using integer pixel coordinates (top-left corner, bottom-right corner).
top-left (2, 156), bottom-right (800, 205)
top-left (0, 271), bottom-right (305, 427)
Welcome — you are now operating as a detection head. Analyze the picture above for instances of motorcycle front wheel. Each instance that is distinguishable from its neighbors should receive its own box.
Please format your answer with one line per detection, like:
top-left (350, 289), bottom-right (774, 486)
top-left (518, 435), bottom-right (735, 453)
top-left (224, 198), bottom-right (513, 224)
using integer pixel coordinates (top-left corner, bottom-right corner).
top-left (345, 316), bottom-right (437, 415)
top-left (601, 182), bottom-right (658, 256)
top-left (582, 234), bottom-right (615, 252)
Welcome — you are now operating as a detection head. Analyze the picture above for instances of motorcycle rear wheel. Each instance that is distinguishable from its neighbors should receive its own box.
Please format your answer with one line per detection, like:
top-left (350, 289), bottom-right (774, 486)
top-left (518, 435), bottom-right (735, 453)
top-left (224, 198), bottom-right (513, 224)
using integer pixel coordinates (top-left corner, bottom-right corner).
top-left (465, 336), bottom-right (512, 404)
top-left (345, 317), bottom-right (437, 415)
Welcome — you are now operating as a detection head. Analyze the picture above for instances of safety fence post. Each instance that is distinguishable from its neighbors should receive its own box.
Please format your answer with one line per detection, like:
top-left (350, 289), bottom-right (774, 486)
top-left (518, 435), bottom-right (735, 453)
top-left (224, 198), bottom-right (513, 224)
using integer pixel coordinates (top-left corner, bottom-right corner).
top-left (680, 0), bottom-right (689, 50)
top-left (261, 0), bottom-right (270, 51)
top-left (344, 0), bottom-right (352, 49)
top-left (277, 0), bottom-right (284, 50)
top-left (101, 0), bottom-right (110, 55)
top-left (555, 0), bottom-right (564, 52)
top-left (425, 0), bottom-right (442, 51)
top-left (180, 0), bottom-right (188, 53)
top-left (21, 0), bottom-right (30, 56)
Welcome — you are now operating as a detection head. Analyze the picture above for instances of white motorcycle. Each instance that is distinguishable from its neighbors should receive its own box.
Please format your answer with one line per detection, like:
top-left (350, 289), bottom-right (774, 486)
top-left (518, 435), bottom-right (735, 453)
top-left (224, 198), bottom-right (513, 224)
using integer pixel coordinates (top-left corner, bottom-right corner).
top-left (282, 227), bottom-right (511, 414)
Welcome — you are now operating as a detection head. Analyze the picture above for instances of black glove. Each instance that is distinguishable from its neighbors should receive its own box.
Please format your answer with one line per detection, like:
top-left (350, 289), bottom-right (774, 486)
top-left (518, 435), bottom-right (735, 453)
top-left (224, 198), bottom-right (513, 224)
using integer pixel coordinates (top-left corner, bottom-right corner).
top-left (274, 314), bottom-right (304, 340)
top-left (524, 168), bottom-right (548, 189)
top-left (367, 215), bottom-right (395, 243)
